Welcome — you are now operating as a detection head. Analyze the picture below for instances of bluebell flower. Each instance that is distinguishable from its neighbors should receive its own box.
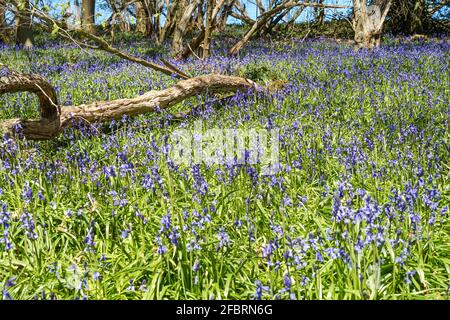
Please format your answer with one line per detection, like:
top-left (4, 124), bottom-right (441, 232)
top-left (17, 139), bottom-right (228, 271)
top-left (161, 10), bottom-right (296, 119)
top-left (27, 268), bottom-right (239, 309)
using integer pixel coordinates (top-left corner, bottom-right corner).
top-left (217, 227), bottom-right (230, 252)
top-left (253, 280), bottom-right (269, 300)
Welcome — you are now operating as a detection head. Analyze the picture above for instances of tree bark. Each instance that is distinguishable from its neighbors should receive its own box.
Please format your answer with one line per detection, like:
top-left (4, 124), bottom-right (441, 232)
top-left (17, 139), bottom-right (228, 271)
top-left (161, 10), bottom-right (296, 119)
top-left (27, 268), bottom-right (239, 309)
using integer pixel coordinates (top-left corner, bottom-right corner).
top-left (158, 0), bottom-right (181, 44)
top-left (171, 0), bottom-right (198, 56)
top-left (352, 0), bottom-right (392, 49)
top-left (0, 72), bottom-right (257, 140)
top-left (196, 0), bottom-right (205, 30)
top-left (216, 0), bottom-right (234, 32)
top-left (177, 0), bottom-right (226, 60)
top-left (202, 0), bottom-right (214, 58)
top-left (82, 0), bottom-right (96, 34)
top-left (178, 30), bottom-right (205, 60)
top-left (0, 1), bottom-right (6, 42)
top-left (15, 0), bottom-right (34, 48)
top-left (136, 0), bottom-right (151, 36)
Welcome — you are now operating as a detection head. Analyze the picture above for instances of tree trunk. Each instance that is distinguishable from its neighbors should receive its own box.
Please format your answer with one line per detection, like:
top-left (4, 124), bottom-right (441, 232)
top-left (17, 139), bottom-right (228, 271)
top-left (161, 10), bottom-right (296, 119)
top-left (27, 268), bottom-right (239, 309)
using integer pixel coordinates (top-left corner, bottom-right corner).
top-left (0, 1), bottom-right (6, 42)
top-left (82, 0), bottom-right (96, 34)
top-left (178, 30), bottom-right (205, 60)
top-left (228, 3), bottom-right (288, 56)
top-left (261, 8), bottom-right (290, 36)
top-left (136, 0), bottom-right (151, 36)
top-left (0, 72), bottom-right (257, 140)
top-left (177, 0), bottom-right (226, 60)
top-left (171, 0), bottom-right (199, 57)
top-left (158, 0), bottom-right (181, 44)
top-left (202, 0), bottom-right (214, 58)
top-left (15, 0), bottom-right (34, 48)
top-left (281, 7), bottom-right (304, 32)
top-left (352, 0), bottom-right (392, 49)
top-left (217, 0), bottom-right (233, 32)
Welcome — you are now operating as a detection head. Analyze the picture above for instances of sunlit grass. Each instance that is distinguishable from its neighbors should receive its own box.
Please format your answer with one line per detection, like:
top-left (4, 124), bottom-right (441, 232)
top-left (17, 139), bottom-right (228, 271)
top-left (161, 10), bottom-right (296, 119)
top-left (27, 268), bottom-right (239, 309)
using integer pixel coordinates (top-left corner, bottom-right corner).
top-left (0, 37), bottom-right (449, 299)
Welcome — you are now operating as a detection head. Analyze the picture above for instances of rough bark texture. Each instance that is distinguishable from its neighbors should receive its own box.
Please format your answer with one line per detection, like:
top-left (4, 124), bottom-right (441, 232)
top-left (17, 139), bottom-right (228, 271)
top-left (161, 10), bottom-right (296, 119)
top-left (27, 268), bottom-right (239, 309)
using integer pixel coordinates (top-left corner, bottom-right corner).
top-left (0, 1), bottom-right (5, 41)
top-left (136, 0), bottom-right (151, 36)
top-left (202, 0), bottom-right (214, 58)
top-left (0, 73), bottom-right (257, 140)
top-left (216, 0), bottom-right (234, 32)
top-left (178, 30), bottom-right (205, 60)
top-left (177, 0), bottom-right (226, 60)
top-left (0, 72), bottom-right (59, 119)
top-left (82, 0), bottom-right (96, 34)
top-left (171, 0), bottom-right (198, 56)
top-left (158, 0), bottom-right (180, 44)
top-left (353, 0), bottom-right (392, 49)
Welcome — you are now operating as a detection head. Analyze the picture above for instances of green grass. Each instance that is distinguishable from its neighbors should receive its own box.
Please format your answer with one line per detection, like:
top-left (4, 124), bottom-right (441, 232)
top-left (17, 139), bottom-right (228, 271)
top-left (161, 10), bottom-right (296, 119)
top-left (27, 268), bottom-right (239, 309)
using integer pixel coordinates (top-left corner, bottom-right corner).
top-left (0, 37), bottom-right (449, 300)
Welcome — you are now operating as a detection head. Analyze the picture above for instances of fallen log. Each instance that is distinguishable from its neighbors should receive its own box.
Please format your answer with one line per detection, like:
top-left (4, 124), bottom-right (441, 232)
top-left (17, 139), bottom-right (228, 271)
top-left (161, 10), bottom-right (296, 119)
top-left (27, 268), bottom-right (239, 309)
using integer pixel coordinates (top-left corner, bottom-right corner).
top-left (0, 72), bottom-right (257, 140)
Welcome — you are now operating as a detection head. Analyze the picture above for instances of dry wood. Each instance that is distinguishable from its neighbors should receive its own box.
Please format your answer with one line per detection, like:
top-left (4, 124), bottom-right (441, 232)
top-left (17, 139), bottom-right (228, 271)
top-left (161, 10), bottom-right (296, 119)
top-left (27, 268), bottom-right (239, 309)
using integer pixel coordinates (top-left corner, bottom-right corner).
top-left (0, 72), bottom-right (257, 140)
top-left (352, 0), bottom-right (392, 49)
top-left (171, 0), bottom-right (199, 56)
top-left (203, 0), bottom-right (215, 58)
top-left (177, 0), bottom-right (227, 60)
top-left (0, 72), bottom-right (59, 119)
top-left (178, 30), bottom-right (206, 60)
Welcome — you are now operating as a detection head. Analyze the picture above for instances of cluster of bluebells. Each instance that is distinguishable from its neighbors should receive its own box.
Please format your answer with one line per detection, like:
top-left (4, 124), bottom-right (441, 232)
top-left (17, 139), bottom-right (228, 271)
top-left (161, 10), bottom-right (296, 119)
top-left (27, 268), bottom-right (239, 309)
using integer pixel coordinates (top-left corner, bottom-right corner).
top-left (0, 201), bottom-right (13, 250)
top-left (19, 211), bottom-right (38, 240)
top-left (0, 36), bottom-right (448, 299)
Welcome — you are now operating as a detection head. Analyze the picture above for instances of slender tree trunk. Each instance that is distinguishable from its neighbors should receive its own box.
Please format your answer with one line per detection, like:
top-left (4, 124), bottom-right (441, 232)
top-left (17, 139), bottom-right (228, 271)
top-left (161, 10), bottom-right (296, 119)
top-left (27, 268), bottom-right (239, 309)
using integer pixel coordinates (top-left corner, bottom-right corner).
top-left (118, 15), bottom-right (129, 33)
top-left (178, 30), bottom-right (205, 60)
top-left (136, 0), bottom-right (151, 36)
top-left (0, 1), bottom-right (6, 42)
top-left (261, 8), bottom-right (290, 36)
top-left (158, 0), bottom-right (182, 44)
top-left (202, 0), bottom-right (214, 58)
top-left (82, 0), bottom-right (96, 34)
top-left (16, 0), bottom-right (34, 48)
top-left (217, 0), bottom-right (233, 32)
